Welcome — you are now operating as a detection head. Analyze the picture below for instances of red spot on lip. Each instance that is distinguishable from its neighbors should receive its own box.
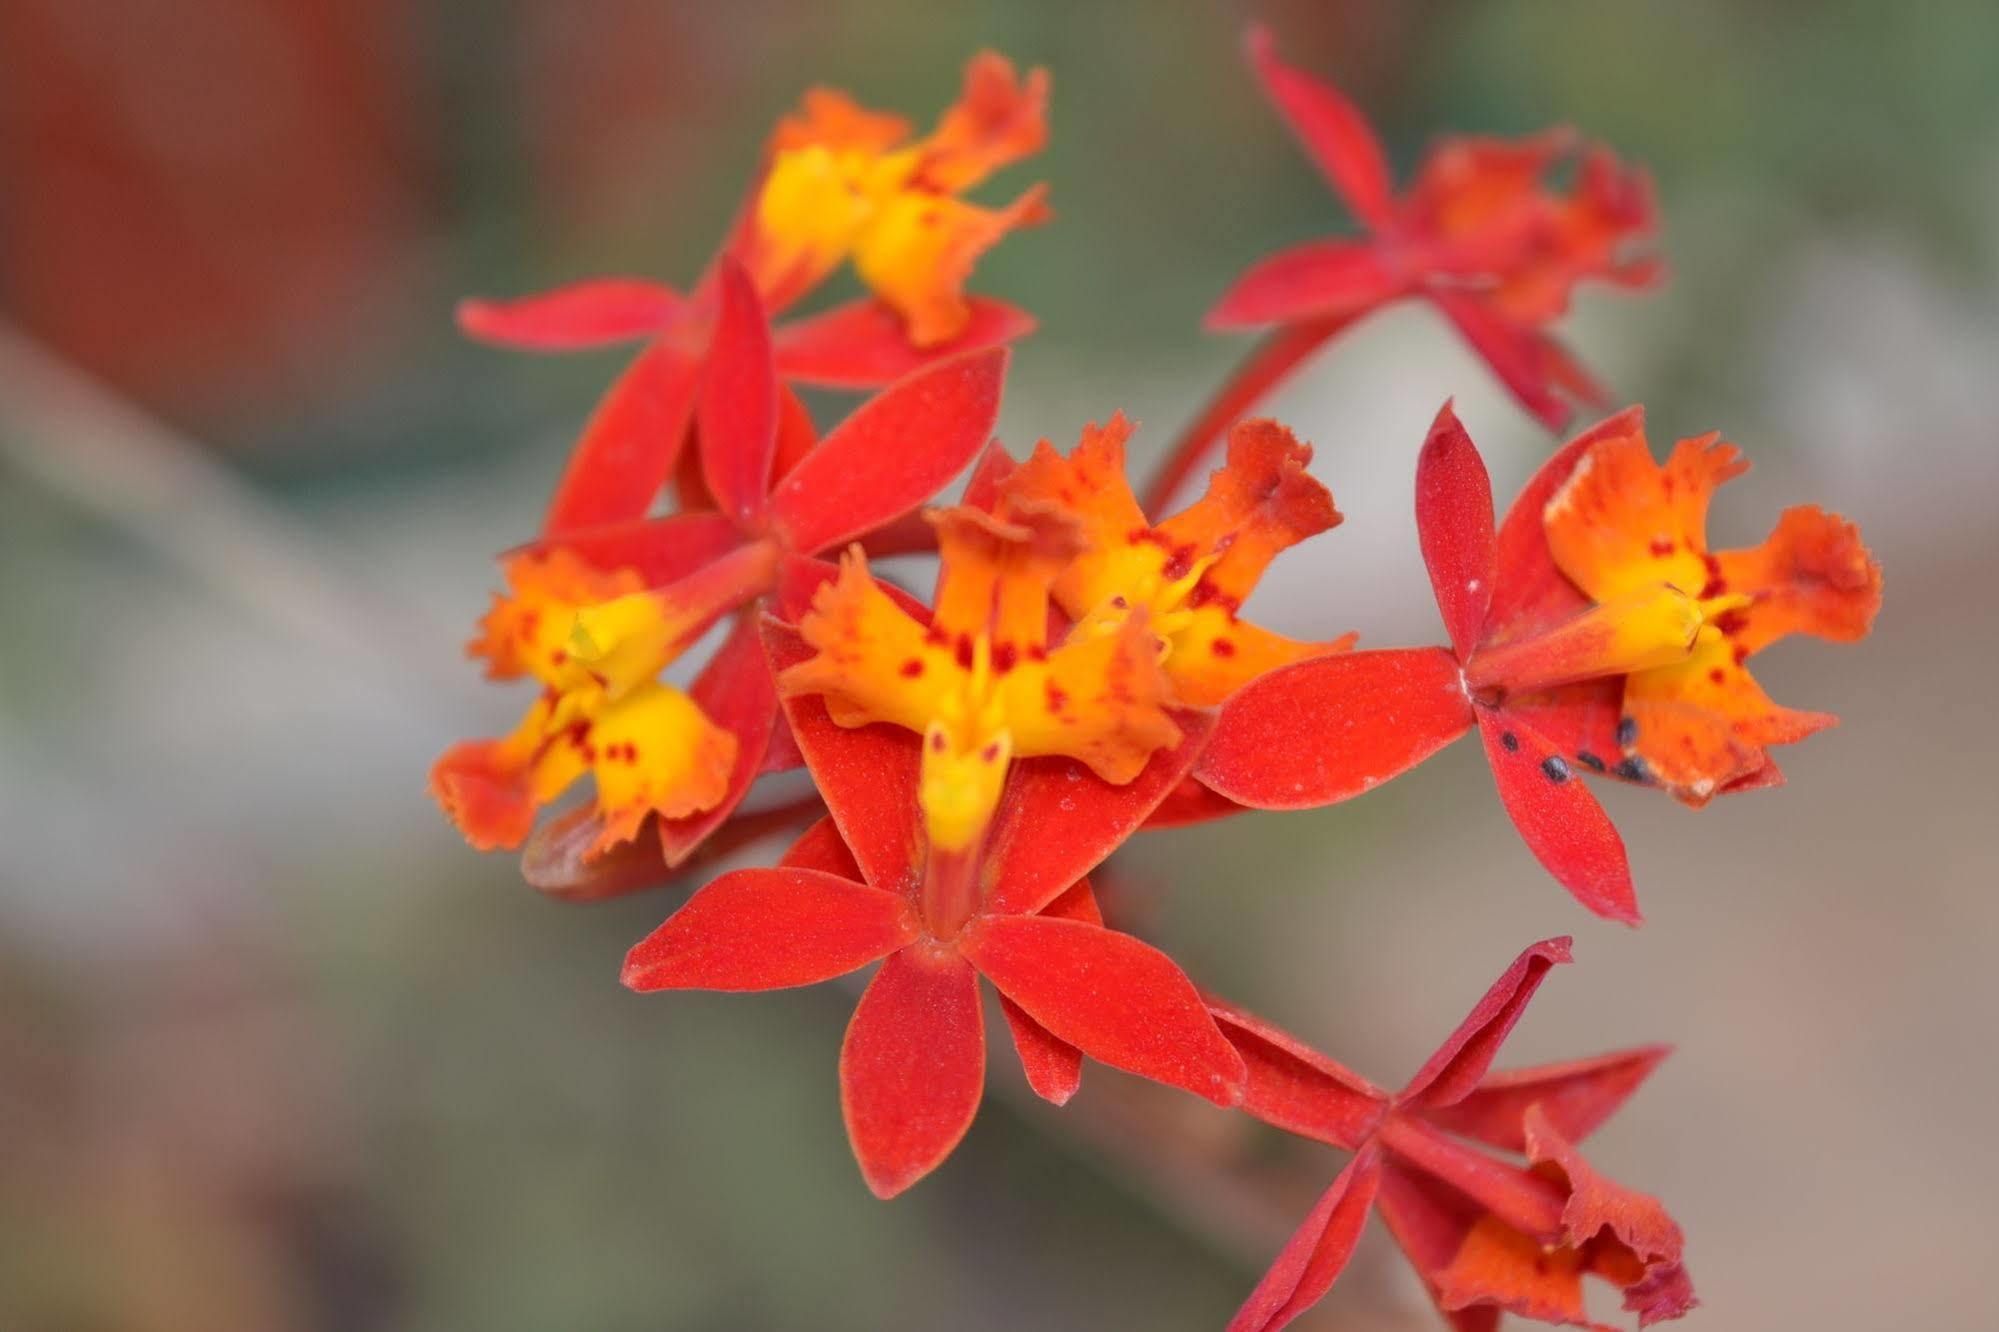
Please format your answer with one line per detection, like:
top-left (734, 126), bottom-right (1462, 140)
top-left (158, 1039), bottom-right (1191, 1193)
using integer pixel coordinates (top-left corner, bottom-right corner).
top-left (1712, 608), bottom-right (1750, 637)
top-left (1044, 681), bottom-right (1068, 713)
top-left (954, 635), bottom-right (976, 671)
top-left (1708, 667), bottom-right (1726, 686)
top-left (1650, 538), bottom-right (1675, 557)
top-left (1210, 638), bottom-right (1236, 657)
top-left (899, 658), bottom-right (925, 678)
top-left (991, 642), bottom-right (1018, 673)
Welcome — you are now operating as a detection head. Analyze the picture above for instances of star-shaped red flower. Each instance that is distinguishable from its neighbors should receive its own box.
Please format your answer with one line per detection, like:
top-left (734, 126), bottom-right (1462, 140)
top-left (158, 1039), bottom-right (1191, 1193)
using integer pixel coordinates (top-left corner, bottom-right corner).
top-left (431, 275), bottom-right (1007, 869)
top-left (1199, 401), bottom-right (1879, 923)
top-left (1211, 938), bottom-right (1695, 1331)
top-left (1146, 25), bottom-right (1659, 511)
top-left (460, 53), bottom-right (1047, 538)
top-left (619, 579), bottom-right (1247, 1198)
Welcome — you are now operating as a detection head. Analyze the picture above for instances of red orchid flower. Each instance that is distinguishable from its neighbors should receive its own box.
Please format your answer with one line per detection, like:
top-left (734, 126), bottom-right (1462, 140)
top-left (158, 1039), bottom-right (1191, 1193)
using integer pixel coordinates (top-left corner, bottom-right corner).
top-left (620, 607), bottom-right (1245, 1198)
top-left (429, 293), bottom-right (1006, 868)
top-left (459, 52), bottom-right (1048, 537)
top-left (1144, 26), bottom-right (1659, 512)
top-left (1198, 402), bottom-right (1880, 922)
top-left (1212, 938), bottom-right (1695, 1331)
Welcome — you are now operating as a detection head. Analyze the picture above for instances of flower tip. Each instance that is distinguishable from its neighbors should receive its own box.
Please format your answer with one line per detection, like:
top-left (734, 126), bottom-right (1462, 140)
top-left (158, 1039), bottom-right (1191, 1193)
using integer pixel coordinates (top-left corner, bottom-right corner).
top-left (453, 296), bottom-right (500, 338)
top-left (618, 947), bottom-right (657, 993)
top-left (1242, 21), bottom-right (1277, 63)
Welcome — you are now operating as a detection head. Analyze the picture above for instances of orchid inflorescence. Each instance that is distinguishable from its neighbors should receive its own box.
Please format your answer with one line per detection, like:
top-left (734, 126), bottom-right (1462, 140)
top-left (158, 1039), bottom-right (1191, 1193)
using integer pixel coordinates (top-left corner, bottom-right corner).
top-left (431, 29), bottom-right (1880, 1330)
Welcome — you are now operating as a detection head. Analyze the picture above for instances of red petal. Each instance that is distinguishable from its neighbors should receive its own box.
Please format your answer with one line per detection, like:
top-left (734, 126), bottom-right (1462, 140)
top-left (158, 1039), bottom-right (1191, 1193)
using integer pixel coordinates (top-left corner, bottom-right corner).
top-left (1197, 649), bottom-right (1473, 809)
top-left (696, 259), bottom-right (779, 524)
top-left (960, 915), bottom-right (1246, 1106)
top-left (1206, 996), bottom-right (1388, 1148)
top-left (1415, 402), bottom-right (1498, 658)
top-left (457, 278), bottom-right (679, 350)
top-left (1477, 711), bottom-right (1640, 924)
top-left (1397, 937), bottom-right (1573, 1110)
top-left (762, 616), bottom-right (922, 895)
top-left (841, 946), bottom-right (985, 1199)
top-left (1428, 290), bottom-right (1573, 433)
top-left (998, 995), bottom-right (1083, 1106)
top-left (510, 512), bottom-right (747, 588)
top-left (1244, 25), bottom-right (1396, 229)
top-left (1207, 238), bottom-right (1401, 329)
top-left (656, 615), bottom-right (779, 865)
top-left (621, 867), bottom-right (915, 992)
top-left (543, 340), bottom-right (704, 537)
top-left (983, 714), bottom-right (1214, 917)
top-left (772, 296), bottom-right (1034, 389)
top-left (1227, 1145), bottom-right (1384, 1332)
top-left (996, 879), bottom-right (1099, 1105)
top-left (1140, 776), bottom-right (1247, 830)
top-left (1487, 407), bottom-right (1645, 639)
top-left (769, 346), bottom-right (1007, 555)
top-left (778, 816), bottom-right (863, 878)
top-left (1429, 1046), bottom-right (1671, 1155)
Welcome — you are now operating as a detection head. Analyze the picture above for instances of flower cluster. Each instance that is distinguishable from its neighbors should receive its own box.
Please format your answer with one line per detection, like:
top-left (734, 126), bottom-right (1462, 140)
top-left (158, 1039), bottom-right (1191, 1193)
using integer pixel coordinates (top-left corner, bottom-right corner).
top-left (431, 31), bottom-right (1881, 1329)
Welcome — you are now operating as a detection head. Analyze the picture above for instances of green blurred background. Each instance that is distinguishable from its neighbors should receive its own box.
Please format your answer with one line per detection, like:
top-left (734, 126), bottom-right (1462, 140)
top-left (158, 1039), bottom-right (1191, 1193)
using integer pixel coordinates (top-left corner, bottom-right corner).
top-left (4, 2), bottom-right (1996, 1328)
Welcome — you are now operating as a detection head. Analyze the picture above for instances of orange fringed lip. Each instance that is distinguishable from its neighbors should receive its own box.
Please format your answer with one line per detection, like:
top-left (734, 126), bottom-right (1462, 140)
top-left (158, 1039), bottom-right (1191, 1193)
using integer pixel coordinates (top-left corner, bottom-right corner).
top-left (998, 413), bottom-right (1353, 710)
top-left (1540, 424), bottom-right (1883, 804)
top-left (746, 50), bottom-right (1052, 345)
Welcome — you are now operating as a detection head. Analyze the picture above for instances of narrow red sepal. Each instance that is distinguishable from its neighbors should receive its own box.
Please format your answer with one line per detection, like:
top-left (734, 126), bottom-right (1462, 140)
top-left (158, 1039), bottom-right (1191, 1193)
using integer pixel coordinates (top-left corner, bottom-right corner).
top-left (772, 297), bottom-right (1034, 389)
top-left (457, 278), bottom-right (679, 350)
top-left (768, 347), bottom-right (1007, 555)
top-left (511, 511), bottom-right (747, 588)
top-left (1244, 25), bottom-right (1396, 229)
top-left (1227, 1145), bottom-right (1384, 1332)
top-left (1425, 1045), bottom-right (1671, 1154)
top-left (1477, 711), bottom-right (1641, 924)
top-left (621, 867), bottom-right (915, 992)
top-left (1207, 238), bottom-right (1401, 329)
top-left (1397, 937), bottom-right (1573, 1110)
top-left (841, 946), bottom-right (985, 1199)
top-left (543, 341), bottom-right (703, 536)
top-left (996, 879), bottom-right (1099, 1105)
top-left (762, 617), bottom-right (922, 895)
top-left (1415, 402), bottom-right (1498, 659)
top-left (657, 615), bottom-right (778, 865)
top-left (696, 259), bottom-right (780, 525)
top-left (982, 714), bottom-right (1214, 917)
top-left (1487, 406), bottom-right (1645, 638)
top-left (1198, 648), bottom-right (1473, 809)
top-left (960, 915), bottom-right (1246, 1107)
top-left (1428, 290), bottom-right (1573, 432)
top-left (1206, 996), bottom-right (1388, 1149)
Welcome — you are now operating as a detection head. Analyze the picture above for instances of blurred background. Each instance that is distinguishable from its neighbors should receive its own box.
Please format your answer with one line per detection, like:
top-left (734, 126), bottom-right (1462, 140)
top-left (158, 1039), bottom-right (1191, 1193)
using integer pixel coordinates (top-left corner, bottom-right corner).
top-left (4, 1), bottom-right (1995, 1328)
